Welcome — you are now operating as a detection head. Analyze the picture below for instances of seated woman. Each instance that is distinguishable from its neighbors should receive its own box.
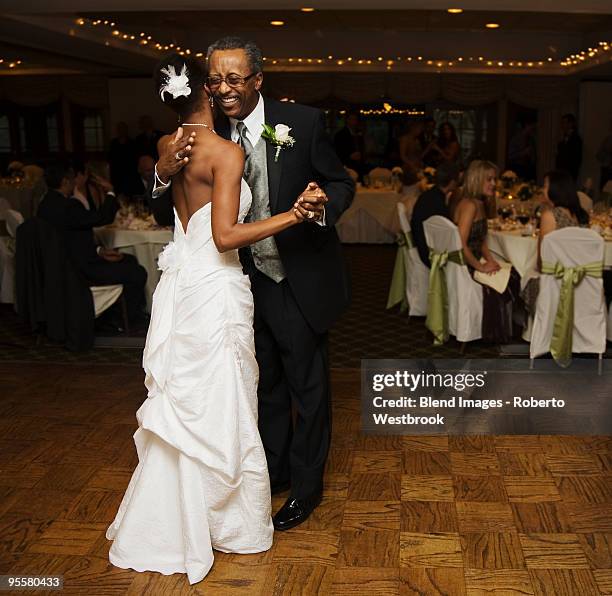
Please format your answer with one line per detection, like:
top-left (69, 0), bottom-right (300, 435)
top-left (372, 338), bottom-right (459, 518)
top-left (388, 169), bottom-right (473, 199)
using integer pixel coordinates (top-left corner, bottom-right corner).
top-left (454, 159), bottom-right (522, 343)
top-left (522, 170), bottom-right (590, 316)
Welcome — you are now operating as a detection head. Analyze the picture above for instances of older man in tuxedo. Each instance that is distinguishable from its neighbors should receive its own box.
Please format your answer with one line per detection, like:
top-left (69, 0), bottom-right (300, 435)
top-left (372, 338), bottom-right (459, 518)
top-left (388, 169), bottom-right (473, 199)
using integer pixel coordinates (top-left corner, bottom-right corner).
top-left (150, 37), bottom-right (354, 531)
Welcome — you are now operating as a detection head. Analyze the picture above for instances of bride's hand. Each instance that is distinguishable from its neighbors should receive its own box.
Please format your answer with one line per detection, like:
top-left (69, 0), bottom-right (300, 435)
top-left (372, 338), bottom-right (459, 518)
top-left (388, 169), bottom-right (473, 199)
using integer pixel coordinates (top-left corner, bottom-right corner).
top-left (291, 201), bottom-right (312, 223)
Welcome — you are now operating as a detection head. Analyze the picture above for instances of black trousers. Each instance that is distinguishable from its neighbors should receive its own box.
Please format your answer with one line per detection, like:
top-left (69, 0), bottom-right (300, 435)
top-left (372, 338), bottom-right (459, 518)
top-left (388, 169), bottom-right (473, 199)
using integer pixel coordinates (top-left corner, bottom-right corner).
top-left (83, 254), bottom-right (147, 322)
top-left (249, 268), bottom-right (331, 500)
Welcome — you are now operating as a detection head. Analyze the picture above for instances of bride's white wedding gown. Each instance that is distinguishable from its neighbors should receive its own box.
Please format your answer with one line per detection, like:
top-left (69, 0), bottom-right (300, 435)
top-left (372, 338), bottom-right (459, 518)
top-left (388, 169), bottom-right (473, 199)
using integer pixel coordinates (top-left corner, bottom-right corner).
top-left (106, 179), bottom-right (273, 585)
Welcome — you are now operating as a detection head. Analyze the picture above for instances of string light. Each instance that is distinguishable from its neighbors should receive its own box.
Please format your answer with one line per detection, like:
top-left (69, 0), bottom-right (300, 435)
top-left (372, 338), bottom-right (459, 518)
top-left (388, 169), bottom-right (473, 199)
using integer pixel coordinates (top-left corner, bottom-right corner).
top-left (74, 17), bottom-right (612, 74)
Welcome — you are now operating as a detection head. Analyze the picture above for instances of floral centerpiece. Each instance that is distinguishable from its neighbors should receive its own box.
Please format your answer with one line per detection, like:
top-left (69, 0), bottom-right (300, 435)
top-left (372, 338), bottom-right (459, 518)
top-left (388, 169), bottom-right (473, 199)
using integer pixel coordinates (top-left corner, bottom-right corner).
top-left (417, 166), bottom-right (436, 192)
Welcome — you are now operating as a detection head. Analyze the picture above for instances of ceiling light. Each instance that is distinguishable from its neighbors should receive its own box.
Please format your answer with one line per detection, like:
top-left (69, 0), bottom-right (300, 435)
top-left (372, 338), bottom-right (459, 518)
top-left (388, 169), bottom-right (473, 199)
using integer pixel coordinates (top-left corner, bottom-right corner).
top-left (485, 23), bottom-right (500, 29)
top-left (447, 8), bottom-right (463, 14)
top-left (270, 20), bottom-right (285, 26)
top-left (300, 7), bottom-right (315, 11)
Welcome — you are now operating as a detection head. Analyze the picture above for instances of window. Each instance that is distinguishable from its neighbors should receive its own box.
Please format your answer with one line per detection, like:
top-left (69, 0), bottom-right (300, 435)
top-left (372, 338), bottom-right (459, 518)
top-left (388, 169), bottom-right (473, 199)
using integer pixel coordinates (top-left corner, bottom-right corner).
top-left (0, 115), bottom-right (10, 152)
top-left (83, 113), bottom-right (104, 152)
top-left (46, 114), bottom-right (60, 152)
top-left (18, 116), bottom-right (27, 152)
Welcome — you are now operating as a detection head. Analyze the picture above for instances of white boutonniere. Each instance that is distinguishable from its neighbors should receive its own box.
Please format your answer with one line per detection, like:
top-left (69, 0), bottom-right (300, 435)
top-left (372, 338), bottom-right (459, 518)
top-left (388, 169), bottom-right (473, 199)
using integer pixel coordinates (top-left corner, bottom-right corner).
top-left (262, 123), bottom-right (295, 162)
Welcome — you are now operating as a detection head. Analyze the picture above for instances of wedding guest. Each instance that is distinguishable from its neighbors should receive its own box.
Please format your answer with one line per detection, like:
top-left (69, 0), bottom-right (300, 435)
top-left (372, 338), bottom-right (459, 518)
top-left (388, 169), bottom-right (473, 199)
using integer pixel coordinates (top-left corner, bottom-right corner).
top-left (38, 162), bottom-right (147, 326)
top-left (596, 119), bottom-right (612, 191)
top-left (134, 115), bottom-right (164, 160)
top-left (334, 111), bottom-right (365, 179)
top-left (399, 120), bottom-right (424, 183)
top-left (108, 122), bottom-right (138, 195)
top-left (73, 160), bottom-right (112, 211)
top-left (555, 113), bottom-right (582, 182)
top-left (454, 160), bottom-right (522, 343)
top-left (433, 122), bottom-right (461, 167)
top-left (507, 118), bottom-right (537, 181)
top-left (521, 170), bottom-right (590, 316)
top-left (419, 116), bottom-right (439, 168)
top-left (411, 162), bottom-right (460, 267)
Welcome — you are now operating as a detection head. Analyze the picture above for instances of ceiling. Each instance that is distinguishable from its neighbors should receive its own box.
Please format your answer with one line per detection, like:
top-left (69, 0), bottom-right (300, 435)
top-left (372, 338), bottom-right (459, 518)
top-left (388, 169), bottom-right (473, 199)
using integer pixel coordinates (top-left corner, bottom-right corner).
top-left (0, 8), bottom-right (610, 77)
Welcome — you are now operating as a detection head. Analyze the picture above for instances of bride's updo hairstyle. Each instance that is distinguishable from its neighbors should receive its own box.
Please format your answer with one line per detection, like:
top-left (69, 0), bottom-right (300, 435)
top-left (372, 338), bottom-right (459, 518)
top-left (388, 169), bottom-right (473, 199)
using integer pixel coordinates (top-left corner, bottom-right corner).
top-left (154, 54), bottom-right (206, 119)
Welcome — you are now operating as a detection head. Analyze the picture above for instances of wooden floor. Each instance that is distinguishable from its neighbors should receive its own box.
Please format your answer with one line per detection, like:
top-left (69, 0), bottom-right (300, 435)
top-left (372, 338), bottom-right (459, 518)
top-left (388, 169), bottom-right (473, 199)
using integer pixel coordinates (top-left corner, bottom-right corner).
top-left (0, 363), bottom-right (611, 595)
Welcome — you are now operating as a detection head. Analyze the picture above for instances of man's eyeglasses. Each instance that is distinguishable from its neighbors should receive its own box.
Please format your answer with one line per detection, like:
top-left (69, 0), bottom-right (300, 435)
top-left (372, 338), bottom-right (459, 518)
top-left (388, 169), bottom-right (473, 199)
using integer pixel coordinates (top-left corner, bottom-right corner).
top-left (207, 73), bottom-right (257, 89)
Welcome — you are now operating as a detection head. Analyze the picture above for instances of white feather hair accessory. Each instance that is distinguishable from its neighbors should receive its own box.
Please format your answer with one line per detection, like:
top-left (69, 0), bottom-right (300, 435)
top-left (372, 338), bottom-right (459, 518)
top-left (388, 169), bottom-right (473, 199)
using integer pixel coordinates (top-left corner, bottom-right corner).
top-left (159, 63), bottom-right (191, 101)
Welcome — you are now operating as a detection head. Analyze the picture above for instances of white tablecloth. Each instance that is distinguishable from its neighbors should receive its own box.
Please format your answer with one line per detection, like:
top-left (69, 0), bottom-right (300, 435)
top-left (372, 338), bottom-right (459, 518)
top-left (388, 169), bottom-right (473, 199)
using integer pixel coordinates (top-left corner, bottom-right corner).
top-left (489, 229), bottom-right (612, 279)
top-left (336, 184), bottom-right (420, 244)
top-left (95, 227), bottom-right (173, 313)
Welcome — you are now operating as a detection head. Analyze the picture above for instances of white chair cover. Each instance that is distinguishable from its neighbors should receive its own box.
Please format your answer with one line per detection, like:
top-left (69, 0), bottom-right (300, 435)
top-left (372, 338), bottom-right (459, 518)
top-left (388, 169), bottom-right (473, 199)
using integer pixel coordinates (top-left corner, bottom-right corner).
top-left (397, 202), bottom-right (429, 316)
top-left (577, 191), bottom-right (593, 212)
top-left (5, 209), bottom-right (23, 238)
top-left (0, 237), bottom-right (15, 303)
top-left (423, 216), bottom-right (483, 343)
top-left (0, 198), bottom-right (10, 220)
top-left (91, 285), bottom-right (123, 318)
top-left (530, 227), bottom-right (606, 360)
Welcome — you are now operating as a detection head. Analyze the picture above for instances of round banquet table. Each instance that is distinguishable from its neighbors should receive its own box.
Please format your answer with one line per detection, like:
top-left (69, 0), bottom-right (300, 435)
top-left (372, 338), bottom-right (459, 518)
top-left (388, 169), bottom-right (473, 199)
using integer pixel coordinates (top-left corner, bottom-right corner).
top-left (95, 227), bottom-right (173, 313)
top-left (336, 184), bottom-right (420, 244)
top-left (488, 229), bottom-right (612, 280)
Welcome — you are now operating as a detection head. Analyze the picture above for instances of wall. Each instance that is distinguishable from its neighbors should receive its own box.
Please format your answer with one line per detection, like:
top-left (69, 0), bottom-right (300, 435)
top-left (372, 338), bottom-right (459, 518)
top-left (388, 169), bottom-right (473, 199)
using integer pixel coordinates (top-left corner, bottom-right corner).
top-left (579, 81), bottom-right (612, 193)
top-left (108, 77), bottom-right (178, 139)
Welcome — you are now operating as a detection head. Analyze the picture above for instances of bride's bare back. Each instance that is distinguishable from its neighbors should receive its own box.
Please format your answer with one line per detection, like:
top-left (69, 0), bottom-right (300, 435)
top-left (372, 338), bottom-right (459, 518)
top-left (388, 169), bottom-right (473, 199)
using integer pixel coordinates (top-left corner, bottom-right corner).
top-left (157, 129), bottom-right (244, 234)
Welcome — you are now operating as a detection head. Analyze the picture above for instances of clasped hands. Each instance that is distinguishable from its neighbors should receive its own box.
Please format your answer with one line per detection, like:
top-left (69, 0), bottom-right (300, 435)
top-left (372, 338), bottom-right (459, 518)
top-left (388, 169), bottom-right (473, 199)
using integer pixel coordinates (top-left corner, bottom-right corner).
top-left (293, 182), bottom-right (327, 223)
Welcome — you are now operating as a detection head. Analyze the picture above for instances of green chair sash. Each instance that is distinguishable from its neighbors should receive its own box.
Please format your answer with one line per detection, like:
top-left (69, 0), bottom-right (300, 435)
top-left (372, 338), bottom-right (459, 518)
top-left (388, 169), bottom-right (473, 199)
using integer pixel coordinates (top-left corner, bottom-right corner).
top-left (386, 231), bottom-right (414, 312)
top-left (540, 259), bottom-right (603, 366)
top-left (425, 248), bottom-right (465, 345)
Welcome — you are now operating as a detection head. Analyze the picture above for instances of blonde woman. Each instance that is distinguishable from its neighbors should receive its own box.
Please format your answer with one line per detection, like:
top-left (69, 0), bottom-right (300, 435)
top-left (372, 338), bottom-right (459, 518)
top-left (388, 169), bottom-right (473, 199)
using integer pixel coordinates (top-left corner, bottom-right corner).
top-left (454, 160), bottom-right (522, 343)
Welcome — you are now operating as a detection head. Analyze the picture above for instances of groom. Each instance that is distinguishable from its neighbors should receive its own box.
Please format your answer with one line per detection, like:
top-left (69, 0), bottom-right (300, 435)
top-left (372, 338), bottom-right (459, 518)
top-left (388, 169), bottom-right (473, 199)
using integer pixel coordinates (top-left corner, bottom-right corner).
top-left (150, 37), bottom-right (354, 530)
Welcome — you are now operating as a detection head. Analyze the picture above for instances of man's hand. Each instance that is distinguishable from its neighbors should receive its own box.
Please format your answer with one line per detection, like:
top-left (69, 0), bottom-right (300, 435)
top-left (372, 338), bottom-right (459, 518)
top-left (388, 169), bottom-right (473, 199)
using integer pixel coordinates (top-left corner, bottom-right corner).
top-left (294, 182), bottom-right (328, 222)
top-left (157, 127), bottom-right (196, 183)
top-left (99, 248), bottom-right (124, 263)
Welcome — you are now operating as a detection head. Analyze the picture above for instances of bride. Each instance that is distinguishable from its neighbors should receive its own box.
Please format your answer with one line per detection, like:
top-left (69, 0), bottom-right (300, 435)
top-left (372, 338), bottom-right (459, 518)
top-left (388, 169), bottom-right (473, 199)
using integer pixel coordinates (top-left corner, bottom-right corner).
top-left (106, 54), bottom-right (309, 584)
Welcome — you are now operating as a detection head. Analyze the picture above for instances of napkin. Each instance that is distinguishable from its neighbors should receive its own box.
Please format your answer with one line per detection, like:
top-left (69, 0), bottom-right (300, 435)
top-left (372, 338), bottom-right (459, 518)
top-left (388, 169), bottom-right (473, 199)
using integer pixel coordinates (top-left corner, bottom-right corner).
top-left (474, 258), bottom-right (512, 294)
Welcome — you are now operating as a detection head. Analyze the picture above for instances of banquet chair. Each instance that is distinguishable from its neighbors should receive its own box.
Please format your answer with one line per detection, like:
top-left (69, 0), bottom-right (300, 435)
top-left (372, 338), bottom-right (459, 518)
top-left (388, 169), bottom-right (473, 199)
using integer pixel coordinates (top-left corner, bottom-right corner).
top-left (386, 202), bottom-right (429, 316)
top-left (529, 228), bottom-right (606, 370)
top-left (5, 209), bottom-right (23, 238)
top-left (423, 216), bottom-right (483, 347)
top-left (0, 209), bottom-right (22, 304)
top-left (577, 191), bottom-right (593, 212)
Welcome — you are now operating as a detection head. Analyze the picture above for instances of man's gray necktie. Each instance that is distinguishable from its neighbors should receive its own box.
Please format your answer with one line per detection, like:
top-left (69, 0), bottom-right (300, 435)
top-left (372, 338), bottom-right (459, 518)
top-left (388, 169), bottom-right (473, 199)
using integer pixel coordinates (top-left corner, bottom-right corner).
top-left (236, 121), bottom-right (285, 282)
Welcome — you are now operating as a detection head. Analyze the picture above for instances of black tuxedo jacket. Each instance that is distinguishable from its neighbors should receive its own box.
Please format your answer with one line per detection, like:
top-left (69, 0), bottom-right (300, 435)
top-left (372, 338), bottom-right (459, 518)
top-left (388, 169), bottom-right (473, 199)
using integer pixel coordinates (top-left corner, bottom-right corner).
top-left (37, 189), bottom-right (119, 268)
top-left (150, 97), bottom-right (355, 333)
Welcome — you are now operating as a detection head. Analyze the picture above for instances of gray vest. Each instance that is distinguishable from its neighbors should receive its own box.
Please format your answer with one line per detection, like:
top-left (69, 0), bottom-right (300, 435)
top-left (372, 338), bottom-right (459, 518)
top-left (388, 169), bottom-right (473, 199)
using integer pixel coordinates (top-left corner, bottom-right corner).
top-left (243, 137), bottom-right (286, 283)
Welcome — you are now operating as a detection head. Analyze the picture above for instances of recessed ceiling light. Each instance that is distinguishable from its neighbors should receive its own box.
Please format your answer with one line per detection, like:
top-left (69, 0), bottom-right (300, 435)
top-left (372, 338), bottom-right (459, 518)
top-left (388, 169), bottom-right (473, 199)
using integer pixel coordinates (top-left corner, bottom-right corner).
top-left (485, 23), bottom-right (500, 29)
top-left (270, 20), bottom-right (285, 26)
top-left (447, 8), bottom-right (463, 14)
top-left (300, 7), bottom-right (315, 11)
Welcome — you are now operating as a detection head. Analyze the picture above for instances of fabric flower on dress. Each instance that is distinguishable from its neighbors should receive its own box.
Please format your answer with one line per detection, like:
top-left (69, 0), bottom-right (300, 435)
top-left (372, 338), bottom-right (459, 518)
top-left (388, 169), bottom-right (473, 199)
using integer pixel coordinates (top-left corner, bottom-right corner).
top-left (157, 241), bottom-right (187, 273)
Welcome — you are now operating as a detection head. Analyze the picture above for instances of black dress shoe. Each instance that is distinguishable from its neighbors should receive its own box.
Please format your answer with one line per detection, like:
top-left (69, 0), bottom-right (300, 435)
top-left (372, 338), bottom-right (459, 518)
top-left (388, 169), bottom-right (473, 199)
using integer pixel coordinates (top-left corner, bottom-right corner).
top-left (271, 480), bottom-right (291, 495)
top-left (273, 491), bottom-right (322, 531)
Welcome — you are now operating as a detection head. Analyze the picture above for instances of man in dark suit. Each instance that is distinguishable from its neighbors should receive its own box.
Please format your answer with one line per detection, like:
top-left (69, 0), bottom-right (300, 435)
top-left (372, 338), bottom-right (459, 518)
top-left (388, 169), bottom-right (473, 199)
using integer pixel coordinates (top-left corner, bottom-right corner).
top-left (410, 162), bottom-right (460, 267)
top-left (37, 163), bottom-right (147, 325)
top-left (150, 37), bottom-right (355, 530)
top-left (334, 111), bottom-right (365, 178)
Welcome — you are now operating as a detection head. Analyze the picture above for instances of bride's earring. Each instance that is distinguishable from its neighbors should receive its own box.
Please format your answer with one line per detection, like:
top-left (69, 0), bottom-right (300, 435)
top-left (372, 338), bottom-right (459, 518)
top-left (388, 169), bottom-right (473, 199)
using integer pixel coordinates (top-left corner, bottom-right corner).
top-left (209, 95), bottom-right (214, 108)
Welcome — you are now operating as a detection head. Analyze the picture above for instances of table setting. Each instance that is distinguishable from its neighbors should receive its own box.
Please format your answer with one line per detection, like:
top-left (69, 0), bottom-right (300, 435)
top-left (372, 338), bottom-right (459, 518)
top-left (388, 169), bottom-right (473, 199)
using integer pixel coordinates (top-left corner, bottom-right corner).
top-left (95, 200), bottom-right (173, 312)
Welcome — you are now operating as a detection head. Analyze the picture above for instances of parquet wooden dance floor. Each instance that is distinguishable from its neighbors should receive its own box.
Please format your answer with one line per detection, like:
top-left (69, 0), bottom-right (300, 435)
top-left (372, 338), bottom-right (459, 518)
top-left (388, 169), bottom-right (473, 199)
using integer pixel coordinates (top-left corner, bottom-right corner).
top-left (0, 363), bottom-right (610, 595)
